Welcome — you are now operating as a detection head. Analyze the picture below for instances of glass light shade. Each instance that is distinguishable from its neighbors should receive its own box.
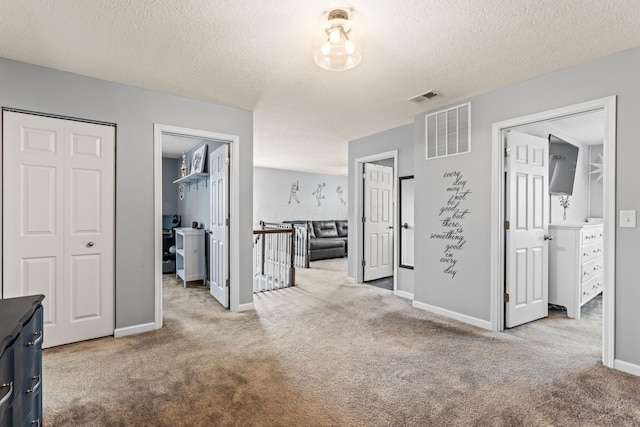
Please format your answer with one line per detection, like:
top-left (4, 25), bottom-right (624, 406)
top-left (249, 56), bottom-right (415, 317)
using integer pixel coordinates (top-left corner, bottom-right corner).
top-left (329, 27), bottom-right (342, 43)
top-left (321, 41), bottom-right (332, 55)
top-left (314, 15), bottom-right (362, 71)
top-left (344, 40), bottom-right (355, 54)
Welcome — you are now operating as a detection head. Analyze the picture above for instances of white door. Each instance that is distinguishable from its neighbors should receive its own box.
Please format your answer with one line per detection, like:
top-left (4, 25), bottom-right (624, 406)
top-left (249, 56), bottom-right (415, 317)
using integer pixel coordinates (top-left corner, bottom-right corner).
top-left (363, 163), bottom-right (393, 281)
top-left (3, 111), bottom-right (115, 348)
top-left (209, 144), bottom-right (229, 307)
top-left (505, 131), bottom-right (549, 328)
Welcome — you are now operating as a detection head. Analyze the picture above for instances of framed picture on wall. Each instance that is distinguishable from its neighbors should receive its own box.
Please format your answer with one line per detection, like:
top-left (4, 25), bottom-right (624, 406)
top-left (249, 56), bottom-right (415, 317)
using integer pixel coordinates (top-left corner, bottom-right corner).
top-left (190, 145), bottom-right (206, 174)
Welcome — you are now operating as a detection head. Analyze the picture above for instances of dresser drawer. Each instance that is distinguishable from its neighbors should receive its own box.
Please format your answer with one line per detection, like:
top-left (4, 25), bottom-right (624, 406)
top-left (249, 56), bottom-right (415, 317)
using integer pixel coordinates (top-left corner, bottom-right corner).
top-left (581, 274), bottom-right (604, 305)
top-left (581, 241), bottom-right (603, 263)
top-left (0, 296), bottom-right (44, 427)
top-left (0, 346), bottom-right (16, 425)
top-left (581, 227), bottom-right (603, 244)
top-left (581, 257), bottom-right (603, 283)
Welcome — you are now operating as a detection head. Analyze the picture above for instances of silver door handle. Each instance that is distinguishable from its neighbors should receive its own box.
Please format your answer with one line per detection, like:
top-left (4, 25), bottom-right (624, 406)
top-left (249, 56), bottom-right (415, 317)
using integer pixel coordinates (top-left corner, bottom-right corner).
top-left (387, 226), bottom-right (393, 229)
top-left (86, 241), bottom-right (95, 247)
top-left (543, 235), bottom-right (553, 241)
top-left (402, 223), bottom-right (409, 229)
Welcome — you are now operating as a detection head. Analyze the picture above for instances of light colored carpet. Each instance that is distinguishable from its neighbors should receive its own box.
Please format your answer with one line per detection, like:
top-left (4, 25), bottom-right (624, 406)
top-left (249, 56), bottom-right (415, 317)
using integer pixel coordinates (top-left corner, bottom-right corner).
top-left (42, 258), bottom-right (640, 426)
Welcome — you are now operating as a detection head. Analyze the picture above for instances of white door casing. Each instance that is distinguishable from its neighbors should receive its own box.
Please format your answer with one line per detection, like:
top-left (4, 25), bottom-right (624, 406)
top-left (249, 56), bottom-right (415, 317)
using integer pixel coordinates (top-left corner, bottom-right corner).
top-left (3, 111), bottom-right (115, 348)
top-left (209, 144), bottom-right (229, 307)
top-left (363, 163), bottom-right (394, 281)
top-left (505, 131), bottom-right (549, 328)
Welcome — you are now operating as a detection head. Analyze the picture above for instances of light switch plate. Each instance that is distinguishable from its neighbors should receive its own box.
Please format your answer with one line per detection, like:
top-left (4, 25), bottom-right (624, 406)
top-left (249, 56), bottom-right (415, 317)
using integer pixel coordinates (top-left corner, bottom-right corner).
top-left (620, 210), bottom-right (636, 228)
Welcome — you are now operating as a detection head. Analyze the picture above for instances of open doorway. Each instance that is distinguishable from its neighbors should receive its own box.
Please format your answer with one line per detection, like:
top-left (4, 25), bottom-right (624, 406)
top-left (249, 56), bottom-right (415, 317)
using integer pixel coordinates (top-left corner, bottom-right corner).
top-left (353, 150), bottom-right (398, 293)
top-left (153, 124), bottom-right (242, 329)
top-left (490, 96), bottom-right (616, 368)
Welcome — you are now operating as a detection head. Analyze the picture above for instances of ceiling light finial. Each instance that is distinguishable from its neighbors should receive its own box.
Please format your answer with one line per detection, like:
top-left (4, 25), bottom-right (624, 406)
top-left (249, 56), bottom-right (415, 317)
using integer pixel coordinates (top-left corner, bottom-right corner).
top-left (314, 9), bottom-right (362, 71)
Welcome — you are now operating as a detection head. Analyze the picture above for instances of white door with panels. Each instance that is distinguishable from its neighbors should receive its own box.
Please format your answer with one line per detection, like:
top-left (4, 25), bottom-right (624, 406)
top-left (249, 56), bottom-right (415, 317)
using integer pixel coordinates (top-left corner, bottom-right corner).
top-left (363, 163), bottom-right (393, 281)
top-left (505, 131), bottom-right (549, 328)
top-left (209, 144), bottom-right (229, 308)
top-left (3, 111), bottom-right (115, 348)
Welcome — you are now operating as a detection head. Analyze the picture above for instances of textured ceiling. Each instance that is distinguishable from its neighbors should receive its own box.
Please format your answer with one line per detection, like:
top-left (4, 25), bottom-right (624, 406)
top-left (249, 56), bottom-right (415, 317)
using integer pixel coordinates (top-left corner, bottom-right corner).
top-left (1, 1), bottom-right (639, 175)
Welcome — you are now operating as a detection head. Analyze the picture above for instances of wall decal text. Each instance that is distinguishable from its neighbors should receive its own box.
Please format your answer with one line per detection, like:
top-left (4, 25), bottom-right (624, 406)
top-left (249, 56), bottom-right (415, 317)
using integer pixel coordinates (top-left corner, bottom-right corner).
top-left (430, 171), bottom-right (471, 279)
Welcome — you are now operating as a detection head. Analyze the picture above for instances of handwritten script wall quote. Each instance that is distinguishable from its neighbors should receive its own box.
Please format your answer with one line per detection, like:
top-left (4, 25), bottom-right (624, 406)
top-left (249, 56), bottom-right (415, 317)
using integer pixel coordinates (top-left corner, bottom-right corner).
top-left (430, 171), bottom-right (471, 279)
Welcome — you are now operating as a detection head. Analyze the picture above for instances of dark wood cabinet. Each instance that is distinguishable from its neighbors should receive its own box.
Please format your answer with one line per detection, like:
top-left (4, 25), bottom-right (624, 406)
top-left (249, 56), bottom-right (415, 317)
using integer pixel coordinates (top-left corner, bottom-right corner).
top-left (0, 295), bottom-right (44, 427)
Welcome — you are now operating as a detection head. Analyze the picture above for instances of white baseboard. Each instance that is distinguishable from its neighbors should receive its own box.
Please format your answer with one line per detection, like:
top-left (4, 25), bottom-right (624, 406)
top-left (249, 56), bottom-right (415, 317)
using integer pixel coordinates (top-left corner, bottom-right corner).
top-left (114, 322), bottom-right (156, 338)
top-left (395, 290), bottom-right (414, 300)
top-left (346, 276), bottom-right (355, 283)
top-left (614, 359), bottom-right (640, 377)
top-left (237, 302), bottom-right (255, 312)
top-left (412, 301), bottom-right (492, 330)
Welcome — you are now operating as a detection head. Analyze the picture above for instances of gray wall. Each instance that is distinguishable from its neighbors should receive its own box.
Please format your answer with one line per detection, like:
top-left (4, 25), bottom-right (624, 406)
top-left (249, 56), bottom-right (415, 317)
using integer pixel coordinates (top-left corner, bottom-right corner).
top-left (253, 167), bottom-right (348, 226)
top-left (0, 57), bottom-right (254, 328)
top-left (178, 141), bottom-right (224, 229)
top-left (162, 158), bottom-right (179, 215)
top-left (409, 47), bottom-right (640, 366)
top-left (348, 123), bottom-right (414, 296)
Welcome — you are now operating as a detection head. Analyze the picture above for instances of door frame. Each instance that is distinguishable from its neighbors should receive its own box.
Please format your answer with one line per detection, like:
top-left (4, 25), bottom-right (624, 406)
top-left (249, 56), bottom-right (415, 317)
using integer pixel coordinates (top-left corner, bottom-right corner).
top-left (352, 150), bottom-right (398, 290)
top-left (490, 96), bottom-right (616, 368)
top-left (153, 124), bottom-right (240, 328)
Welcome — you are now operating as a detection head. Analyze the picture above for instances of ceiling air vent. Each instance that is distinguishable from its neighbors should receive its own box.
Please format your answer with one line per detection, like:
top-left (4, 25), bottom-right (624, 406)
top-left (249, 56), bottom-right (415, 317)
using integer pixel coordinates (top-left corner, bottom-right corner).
top-left (409, 90), bottom-right (438, 104)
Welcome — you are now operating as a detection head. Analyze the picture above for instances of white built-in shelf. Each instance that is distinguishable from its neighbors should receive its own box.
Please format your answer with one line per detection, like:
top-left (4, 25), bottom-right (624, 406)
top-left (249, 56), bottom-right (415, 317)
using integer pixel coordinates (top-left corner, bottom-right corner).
top-left (173, 172), bottom-right (208, 190)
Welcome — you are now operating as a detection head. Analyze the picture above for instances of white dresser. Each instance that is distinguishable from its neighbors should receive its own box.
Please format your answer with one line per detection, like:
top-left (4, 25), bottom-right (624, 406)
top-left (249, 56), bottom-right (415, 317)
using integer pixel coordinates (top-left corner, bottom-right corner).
top-left (548, 223), bottom-right (603, 319)
top-left (175, 227), bottom-right (205, 287)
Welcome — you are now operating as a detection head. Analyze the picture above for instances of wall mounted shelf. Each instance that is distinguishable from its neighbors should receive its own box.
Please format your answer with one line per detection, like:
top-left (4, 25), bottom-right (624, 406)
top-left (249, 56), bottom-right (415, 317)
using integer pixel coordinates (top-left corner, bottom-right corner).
top-left (173, 172), bottom-right (208, 190)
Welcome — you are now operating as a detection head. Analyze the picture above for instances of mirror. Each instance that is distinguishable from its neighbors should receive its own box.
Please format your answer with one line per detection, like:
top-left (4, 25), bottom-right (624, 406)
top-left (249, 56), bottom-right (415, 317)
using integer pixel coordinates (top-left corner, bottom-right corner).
top-left (399, 176), bottom-right (414, 269)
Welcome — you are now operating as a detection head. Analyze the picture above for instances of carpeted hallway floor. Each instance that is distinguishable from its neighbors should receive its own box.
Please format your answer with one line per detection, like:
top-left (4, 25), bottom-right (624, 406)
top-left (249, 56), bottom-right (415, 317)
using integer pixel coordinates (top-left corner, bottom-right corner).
top-left (42, 258), bottom-right (640, 426)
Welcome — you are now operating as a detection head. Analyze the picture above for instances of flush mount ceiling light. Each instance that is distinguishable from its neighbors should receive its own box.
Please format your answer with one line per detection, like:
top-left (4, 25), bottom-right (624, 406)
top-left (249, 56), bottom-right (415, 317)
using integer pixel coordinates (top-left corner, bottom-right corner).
top-left (314, 9), bottom-right (362, 71)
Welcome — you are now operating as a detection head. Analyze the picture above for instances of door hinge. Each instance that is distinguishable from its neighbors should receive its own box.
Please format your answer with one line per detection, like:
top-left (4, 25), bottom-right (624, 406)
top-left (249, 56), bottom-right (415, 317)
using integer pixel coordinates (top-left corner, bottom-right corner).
top-left (225, 279), bottom-right (230, 288)
top-left (504, 147), bottom-right (511, 157)
top-left (361, 260), bottom-right (366, 267)
top-left (504, 220), bottom-right (510, 230)
top-left (362, 216), bottom-right (366, 223)
top-left (362, 172), bottom-right (366, 179)
top-left (504, 292), bottom-right (510, 303)
top-left (225, 218), bottom-right (230, 226)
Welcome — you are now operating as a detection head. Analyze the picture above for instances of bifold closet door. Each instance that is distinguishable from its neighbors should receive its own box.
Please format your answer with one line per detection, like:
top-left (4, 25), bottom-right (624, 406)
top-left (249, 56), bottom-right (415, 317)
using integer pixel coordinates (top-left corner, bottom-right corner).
top-left (3, 111), bottom-right (115, 348)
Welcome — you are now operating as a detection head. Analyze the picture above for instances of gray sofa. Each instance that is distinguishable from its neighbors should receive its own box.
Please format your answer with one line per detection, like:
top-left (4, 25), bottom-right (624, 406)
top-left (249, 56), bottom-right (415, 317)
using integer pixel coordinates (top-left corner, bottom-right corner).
top-left (284, 220), bottom-right (348, 261)
top-left (309, 220), bottom-right (348, 261)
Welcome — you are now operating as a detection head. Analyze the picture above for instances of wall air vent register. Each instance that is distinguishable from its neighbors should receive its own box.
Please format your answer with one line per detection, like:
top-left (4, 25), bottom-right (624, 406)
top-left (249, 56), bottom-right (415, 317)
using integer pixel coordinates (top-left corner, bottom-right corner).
top-left (425, 102), bottom-right (471, 160)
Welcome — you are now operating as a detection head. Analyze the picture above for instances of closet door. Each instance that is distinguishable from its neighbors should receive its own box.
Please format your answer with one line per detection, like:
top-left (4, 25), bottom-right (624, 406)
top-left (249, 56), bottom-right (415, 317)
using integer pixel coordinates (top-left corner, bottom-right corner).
top-left (2, 111), bottom-right (115, 348)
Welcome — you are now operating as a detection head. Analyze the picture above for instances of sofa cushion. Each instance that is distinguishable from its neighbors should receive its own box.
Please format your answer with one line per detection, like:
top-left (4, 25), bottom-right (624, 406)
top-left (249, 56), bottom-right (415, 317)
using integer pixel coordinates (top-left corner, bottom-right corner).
top-left (335, 220), bottom-right (348, 237)
top-left (310, 238), bottom-right (344, 250)
top-left (312, 221), bottom-right (338, 238)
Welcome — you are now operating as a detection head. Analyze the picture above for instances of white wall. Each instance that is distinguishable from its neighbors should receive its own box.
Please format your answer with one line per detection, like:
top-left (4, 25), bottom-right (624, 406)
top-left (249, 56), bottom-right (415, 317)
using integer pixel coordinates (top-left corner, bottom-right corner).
top-left (253, 167), bottom-right (347, 225)
top-left (589, 145), bottom-right (604, 218)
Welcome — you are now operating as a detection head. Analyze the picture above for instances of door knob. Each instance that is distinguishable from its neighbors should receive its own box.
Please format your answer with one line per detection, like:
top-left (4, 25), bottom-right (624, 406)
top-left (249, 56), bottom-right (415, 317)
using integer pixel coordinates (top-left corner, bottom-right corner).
top-left (86, 242), bottom-right (95, 247)
top-left (387, 226), bottom-right (393, 229)
top-left (543, 235), bottom-right (553, 241)
top-left (402, 222), bottom-right (409, 229)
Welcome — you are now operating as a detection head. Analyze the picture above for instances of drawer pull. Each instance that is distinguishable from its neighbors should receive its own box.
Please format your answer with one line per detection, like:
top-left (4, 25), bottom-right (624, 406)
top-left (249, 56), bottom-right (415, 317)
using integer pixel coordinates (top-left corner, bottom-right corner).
top-left (28, 331), bottom-right (43, 346)
top-left (26, 375), bottom-right (41, 393)
top-left (0, 381), bottom-right (13, 407)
